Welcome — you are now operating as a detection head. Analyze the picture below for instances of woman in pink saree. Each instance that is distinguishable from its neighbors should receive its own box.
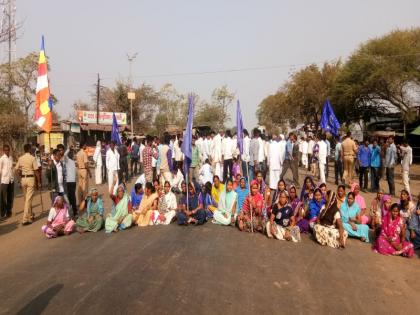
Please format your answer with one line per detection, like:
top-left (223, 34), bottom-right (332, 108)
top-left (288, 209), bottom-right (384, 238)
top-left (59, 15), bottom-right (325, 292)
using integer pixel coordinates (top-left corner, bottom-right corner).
top-left (41, 196), bottom-right (75, 239)
top-left (373, 203), bottom-right (414, 258)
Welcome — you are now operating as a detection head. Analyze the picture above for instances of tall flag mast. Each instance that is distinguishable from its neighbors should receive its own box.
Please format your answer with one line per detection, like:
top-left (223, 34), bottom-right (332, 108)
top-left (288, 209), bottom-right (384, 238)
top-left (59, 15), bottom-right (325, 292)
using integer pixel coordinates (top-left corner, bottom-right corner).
top-left (35, 35), bottom-right (53, 133)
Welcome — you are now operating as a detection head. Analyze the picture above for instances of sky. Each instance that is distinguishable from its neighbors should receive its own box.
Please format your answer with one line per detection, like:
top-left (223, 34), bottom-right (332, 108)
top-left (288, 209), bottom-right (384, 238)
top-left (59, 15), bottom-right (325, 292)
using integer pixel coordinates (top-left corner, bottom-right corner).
top-left (5, 0), bottom-right (420, 128)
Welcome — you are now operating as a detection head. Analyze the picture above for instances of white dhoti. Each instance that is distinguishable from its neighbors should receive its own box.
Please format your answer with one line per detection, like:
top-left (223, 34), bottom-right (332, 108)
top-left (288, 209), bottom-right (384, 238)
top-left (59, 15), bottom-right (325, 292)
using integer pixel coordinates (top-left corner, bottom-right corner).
top-left (95, 165), bottom-right (102, 185)
top-left (302, 154), bottom-right (308, 168)
top-left (107, 170), bottom-right (119, 195)
top-left (213, 162), bottom-right (222, 179)
top-left (152, 210), bottom-right (176, 225)
top-left (269, 169), bottom-right (281, 190)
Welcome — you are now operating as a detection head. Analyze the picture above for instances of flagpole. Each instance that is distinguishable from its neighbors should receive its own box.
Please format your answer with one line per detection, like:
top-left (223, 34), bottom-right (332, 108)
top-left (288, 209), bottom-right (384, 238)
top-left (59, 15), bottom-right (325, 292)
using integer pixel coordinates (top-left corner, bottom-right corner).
top-left (245, 161), bottom-right (253, 233)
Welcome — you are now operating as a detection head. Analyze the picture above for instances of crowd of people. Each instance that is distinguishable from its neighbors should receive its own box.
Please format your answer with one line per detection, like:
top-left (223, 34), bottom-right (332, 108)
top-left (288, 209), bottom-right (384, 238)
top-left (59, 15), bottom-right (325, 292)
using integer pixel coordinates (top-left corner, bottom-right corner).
top-left (0, 127), bottom-right (418, 258)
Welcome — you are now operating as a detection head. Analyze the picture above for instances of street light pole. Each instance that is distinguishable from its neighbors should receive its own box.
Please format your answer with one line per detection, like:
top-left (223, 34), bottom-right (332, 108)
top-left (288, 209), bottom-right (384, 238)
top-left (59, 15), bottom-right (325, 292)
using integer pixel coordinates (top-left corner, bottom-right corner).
top-left (127, 52), bottom-right (138, 138)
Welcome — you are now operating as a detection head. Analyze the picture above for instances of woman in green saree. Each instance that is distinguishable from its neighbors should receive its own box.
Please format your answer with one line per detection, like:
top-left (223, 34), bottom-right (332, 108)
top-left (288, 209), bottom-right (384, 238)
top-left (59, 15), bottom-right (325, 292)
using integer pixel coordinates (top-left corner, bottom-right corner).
top-left (76, 188), bottom-right (104, 233)
top-left (105, 183), bottom-right (133, 233)
top-left (212, 179), bottom-right (237, 226)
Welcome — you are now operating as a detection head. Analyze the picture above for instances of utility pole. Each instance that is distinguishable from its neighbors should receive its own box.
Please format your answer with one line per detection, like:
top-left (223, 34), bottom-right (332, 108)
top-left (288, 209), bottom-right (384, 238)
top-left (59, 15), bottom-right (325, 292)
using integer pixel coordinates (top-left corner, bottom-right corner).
top-left (96, 73), bottom-right (100, 124)
top-left (127, 52), bottom-right (138, 138)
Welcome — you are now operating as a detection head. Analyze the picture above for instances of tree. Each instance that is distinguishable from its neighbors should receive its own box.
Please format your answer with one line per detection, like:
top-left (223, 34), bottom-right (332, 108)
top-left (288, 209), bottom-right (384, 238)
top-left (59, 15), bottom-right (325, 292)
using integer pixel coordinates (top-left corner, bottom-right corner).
top-left (332, 28), bottom-right (420, 123)
top-left (211, 85), bottom-right (235, 127)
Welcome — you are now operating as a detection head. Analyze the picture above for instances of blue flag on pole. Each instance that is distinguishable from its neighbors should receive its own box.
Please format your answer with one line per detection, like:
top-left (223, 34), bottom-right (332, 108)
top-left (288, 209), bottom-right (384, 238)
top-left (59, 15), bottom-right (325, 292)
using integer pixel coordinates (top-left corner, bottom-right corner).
top-left (111, 112), bottom-right (122, 145)
top-left (236, 100), bottom-right (244, 155)
top-left (320, 100), bottom-right (340, 137)
top-left (181, 94), bottom-right (194, 177)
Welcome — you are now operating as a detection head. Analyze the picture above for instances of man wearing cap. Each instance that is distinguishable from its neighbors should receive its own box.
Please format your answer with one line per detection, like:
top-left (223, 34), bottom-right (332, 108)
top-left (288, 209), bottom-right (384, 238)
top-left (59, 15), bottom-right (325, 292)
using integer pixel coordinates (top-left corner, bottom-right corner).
top-left (76, 143), bottom-right (91, 205)
top-left (15, 143), bottom-right (41, 225)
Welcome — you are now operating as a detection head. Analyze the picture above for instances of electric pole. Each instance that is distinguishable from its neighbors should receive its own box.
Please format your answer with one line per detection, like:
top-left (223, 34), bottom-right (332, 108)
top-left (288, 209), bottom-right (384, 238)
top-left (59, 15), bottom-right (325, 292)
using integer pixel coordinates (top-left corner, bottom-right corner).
top-left (96, 73), bottom-right (100, 124)
top-left (127, 52), bottom-right (138, 138)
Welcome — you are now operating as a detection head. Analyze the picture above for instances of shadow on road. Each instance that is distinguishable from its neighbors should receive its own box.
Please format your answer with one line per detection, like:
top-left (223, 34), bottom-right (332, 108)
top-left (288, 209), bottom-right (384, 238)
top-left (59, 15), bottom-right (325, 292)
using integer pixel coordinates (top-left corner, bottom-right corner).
top-left (0, 220), bottom-right (19, 236)
top-left (16, 284), bottom-right (63, 315)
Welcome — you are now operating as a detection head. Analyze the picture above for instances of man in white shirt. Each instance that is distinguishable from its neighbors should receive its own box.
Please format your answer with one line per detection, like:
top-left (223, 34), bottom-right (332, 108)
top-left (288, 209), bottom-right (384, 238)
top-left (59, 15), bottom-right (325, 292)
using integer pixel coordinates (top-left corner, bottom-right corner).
top-left (0, 144), bottom-right (14, 218)
top-left (318, 135), bottom-right (328, 184)
top-left (50, 149), bottom-right (65, 202)
top-left (268, 134), bottom-right (286, 190)
top-left (106, 141), bottom-right (120, 195)
top-left (211, 130), bottom-right (223, 179)
top-left (222, 130), bottom-right (234, 182)
top-left (203, 133), bottom-right (213, 163)
top-left (307, 136), bottom-right (315, 171)
top-left (301, 137), bottom-right (309, 169)
top-left (241, 129), bottom-right (251, 176)
top-left (398, 140), bottom-right (413, 194)
top-left (195, 134), bottom-right (205, 165)
top-left (257, 134), bottom-right (266, 177)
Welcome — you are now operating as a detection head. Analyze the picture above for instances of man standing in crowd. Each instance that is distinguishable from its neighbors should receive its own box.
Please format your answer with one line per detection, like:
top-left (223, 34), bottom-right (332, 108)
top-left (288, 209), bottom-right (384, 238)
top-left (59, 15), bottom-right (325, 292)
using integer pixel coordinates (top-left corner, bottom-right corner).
top-left (341, 131), bottom-right (357, 186)
top-left (15, 144), bottom-right (41, 225)
top-left (143, 136), bottom-right (158, 183)
top-left (334, 136), bottom-right (343, 185)
top-left (65, 149), bottom-right (77, 217)
top-left (280, 133), bottom-right (299, 186)
top-left (307, 135), bottom-right (314, 171)
top-left (357, 139), bottom-right (371, 192)
top-left (159, 133), bottom-right (173, 185)
top-left (222, 130), bottom-right (234, 182)
top-left (101, 141), bottom-right (108, 183)
top-left (301, 137), bottom-right (309, 170)
top-left (0, 144), bottom-right (14, 218)
top-left (370, 139), bottom-right (381, 192)
top-left (211, 130), bottom-right (223, 179)
top-left (131, 137), bottom-right (140, 176)
top-left (106, 140), bottom-right (120, 194)
top-left (399, 140), bottom-right (413, 194)
top-left (268, 134), bottom-right (286, 192)
top-left (384, 136), bottom-right (397, 196)
top-left (318, 134), bottom-right (328, 184)
top-left (241, 129), bottom-right (251, 177)
top-left (76, 143), bottom-right (91, 205)
top-left (49, 148), bottom-right (66, 202)
top-left (325, 136), bottom-right (331, 178)
top-left (249, 128), bottom-right (260, 181)
top-left (118, 138), bottom-right (129, 183)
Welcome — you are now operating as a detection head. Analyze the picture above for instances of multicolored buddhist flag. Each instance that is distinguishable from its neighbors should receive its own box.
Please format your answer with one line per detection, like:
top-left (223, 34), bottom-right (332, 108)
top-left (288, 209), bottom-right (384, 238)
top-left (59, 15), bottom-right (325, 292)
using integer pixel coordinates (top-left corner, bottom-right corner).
top-left (35, 36), bottom-right (53, 133)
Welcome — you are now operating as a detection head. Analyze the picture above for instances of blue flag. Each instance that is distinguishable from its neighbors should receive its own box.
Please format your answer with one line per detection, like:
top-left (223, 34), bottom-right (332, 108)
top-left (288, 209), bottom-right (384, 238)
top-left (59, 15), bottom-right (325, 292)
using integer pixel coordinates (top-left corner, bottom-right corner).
top-left (181, 94), bottom-right (194, 177)
top-left (320, 100), bottom-right (340, 137)
top-left (236, 100), bottom-right (244, 155)
top-left (111, 112), bottom-right (122, 145)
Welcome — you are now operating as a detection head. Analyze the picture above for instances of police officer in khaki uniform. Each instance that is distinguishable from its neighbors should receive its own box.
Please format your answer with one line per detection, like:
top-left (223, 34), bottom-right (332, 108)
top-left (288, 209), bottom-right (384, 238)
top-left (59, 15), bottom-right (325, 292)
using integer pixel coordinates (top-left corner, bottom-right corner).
top-left (15, 144), bottom-right (41, 225)
top-left (76, 143), bottom-right (91, 205)
top-left (340, 131), bottom-right (357, 186)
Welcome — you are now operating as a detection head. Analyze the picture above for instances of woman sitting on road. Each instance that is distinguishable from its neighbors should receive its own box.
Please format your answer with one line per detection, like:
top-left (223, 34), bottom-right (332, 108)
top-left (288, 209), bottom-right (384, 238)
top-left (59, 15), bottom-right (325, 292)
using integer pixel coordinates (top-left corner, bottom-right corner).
top-left (132, 182), bottom-right (159, 227)
top-left (407, 193), bottom-right (420, 249)
top-left (235, 177), bottom-right (249, 217)
top-left (373, 203), bottom-right (414, 258)
top-left (350, 183), bottom-right (369, 225)
top-left (211, 175), bottom-right (225, 206)
top-left (300, 176), bottom-right (316, 204)
top-left (313, 190), bottom-right (347, 249)
top-left (369, 189), bottom-right (384, 229)
top-left (340, 192), bottom-right (369, 243)
top-left (42, 195), bottom-right (75, 239)
top-left (151, 181), bottom-right (177, 225)
top-left (105, 184), bottom-right (133, 233)
top-left (213, 179), bottom-right (237, 226)
top-left (336, 185), bottom-right (346, 209)
top-left (270, 179), bottom-right (288, 209)
top-left (237, 180), bottom-right (264, 233)
top-left (255, 171), bottom-right (267, 195)
top-left (296, 188), bottom-right (325, 233)
top-left (130, 183), bottom-right (144, 210)
top-left (177, 183), bottom-right (207, 225)
top-left (399, 189), bottom-right (416, 224)
top-left (199, 182), bottom-right (217, 219)
top-left (266, 191), bottom-right (301, 242)
top-left (76, 188), bottom-right (104, 233)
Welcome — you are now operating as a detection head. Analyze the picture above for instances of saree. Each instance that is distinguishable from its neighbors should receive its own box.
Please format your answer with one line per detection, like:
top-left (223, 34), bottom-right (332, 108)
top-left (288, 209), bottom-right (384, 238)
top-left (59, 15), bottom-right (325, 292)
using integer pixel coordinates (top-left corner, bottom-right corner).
top-left (133, 192), bottom-right (158, 227)
top-left (351, 183), bottom-right (368, 224)
top-left (237, 192), bottom-right (264, 233)
top-left (373, 213), bottom-right (414, 257)
top-left (42, 203), bottom-right (75, 239)
top-left (213, 189), bottom-right (237, 225)
top-left (105, 193), bottom-right (132, 233)
top-left (76, 197), bottom-right (104, 232)
top-left (235, 186), bottom-right (249, 215)
top-left (130, 189), bottom-right (143, 209)
top-left (211, 184), bottom-right (225, 205)
top-left (340, 200), bottom-right (369, 242)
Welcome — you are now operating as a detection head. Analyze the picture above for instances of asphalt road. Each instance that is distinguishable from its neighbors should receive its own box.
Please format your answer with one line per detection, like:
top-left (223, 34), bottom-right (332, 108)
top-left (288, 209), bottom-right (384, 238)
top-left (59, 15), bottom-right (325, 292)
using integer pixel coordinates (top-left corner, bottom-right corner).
top-left (1, 167), bottom-right (420, 315)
